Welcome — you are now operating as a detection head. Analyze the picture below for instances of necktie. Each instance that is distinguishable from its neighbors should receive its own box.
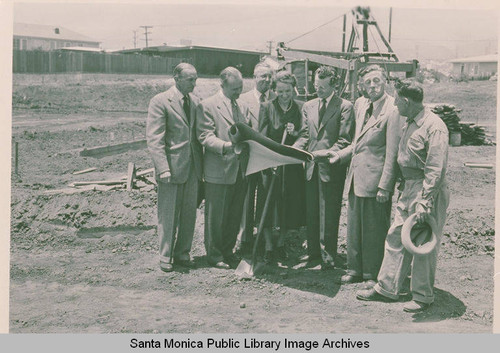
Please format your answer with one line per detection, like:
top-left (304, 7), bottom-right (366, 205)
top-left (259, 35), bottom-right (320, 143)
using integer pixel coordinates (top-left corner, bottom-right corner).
top-left (318, 98), bottom-right (327, 125)
top-left (259, 93), bottom-right (266, 103)
top-left (231, 99), bottom-right (241, 123)
top-left (183, 95), bottom-right (190, 123)
top-left (363, 102), bottom-right (374, 128)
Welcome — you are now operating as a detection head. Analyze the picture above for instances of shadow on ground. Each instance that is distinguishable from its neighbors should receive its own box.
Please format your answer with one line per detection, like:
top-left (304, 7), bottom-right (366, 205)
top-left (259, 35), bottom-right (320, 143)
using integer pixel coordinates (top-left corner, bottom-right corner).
top-left (410, 288), bottom-right (466, 322)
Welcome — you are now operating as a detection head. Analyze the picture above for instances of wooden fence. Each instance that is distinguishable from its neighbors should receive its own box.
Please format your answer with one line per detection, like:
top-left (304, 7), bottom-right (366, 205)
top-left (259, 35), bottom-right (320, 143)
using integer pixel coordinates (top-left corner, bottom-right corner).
top-left (12, 50), bottom-right (191, 74)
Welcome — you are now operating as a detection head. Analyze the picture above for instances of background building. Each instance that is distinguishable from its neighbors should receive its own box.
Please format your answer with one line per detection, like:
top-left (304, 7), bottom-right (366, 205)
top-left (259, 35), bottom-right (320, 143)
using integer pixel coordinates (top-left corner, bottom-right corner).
top-left (116, 45), bottom-right (265, 77)
top-left (13, 23), bottom-right (101, 51)
top-left (449, 54), bottom-right (498, 79)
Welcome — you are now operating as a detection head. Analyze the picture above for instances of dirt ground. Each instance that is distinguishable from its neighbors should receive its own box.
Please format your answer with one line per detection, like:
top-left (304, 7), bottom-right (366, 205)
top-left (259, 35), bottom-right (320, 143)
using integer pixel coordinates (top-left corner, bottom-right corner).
top-left (9, 75), bottom-right (496, 333)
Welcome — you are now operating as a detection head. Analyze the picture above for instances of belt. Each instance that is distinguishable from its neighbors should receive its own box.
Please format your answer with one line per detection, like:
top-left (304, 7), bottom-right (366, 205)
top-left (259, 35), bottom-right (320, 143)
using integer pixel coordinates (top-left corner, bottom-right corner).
top-left (400, 167), bottom-right (425, 180)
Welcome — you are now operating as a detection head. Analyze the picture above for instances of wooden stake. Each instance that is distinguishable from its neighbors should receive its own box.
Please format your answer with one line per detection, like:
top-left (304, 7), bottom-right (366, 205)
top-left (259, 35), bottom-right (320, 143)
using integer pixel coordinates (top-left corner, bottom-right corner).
top-left (126, 162), bottom-right (136, 191)
top-left (14, 141), bottom-right (19, 176)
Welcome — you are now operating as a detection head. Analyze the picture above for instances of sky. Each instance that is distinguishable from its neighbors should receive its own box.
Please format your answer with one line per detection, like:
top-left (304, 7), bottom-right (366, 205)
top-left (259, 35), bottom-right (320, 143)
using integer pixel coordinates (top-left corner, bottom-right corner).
top-left (10, 0), bottom-right (500, 62)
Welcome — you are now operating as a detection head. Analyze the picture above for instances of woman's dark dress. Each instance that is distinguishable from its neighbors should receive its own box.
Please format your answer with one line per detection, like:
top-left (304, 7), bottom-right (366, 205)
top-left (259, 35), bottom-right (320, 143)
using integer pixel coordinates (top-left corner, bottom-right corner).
top-left (260, 99), bottom-right (306, 229)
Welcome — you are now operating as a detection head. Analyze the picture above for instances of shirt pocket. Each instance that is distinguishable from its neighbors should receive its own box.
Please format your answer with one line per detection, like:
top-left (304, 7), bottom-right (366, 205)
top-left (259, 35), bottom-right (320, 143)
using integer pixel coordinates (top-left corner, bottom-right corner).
top-left (407, 130), bottom-right (427, 168)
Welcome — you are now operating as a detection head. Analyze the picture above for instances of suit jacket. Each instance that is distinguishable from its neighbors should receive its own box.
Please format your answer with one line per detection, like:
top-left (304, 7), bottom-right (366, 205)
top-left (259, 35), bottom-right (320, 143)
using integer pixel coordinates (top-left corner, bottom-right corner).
top-left (337, 93), bottom-right (404, 197)
top-left (238, 89), bottom-right (277, 131)
top-left (146, 86), bottom-right (203, 184)
top-left (196, 91), bottom-right (250, 185)
top-left (294, 95), bottom-right (355, 182)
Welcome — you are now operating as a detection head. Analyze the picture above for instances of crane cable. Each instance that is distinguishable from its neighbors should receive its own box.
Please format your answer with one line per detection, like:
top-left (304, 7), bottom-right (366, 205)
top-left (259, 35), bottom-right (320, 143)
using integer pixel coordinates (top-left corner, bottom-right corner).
top-left (286, 12), bottom-right (347, 45)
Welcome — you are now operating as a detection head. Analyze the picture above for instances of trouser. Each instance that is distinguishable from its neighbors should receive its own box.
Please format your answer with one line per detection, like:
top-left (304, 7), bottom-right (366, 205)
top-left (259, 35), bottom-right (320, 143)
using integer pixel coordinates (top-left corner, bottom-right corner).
top-left (374, 179), bottom-right (450, 304)
top-left (204, 172), bottom-right (247, 264)
top-left (305, 166), bottom-right (345, 263)
top-left (158, 166), bottom-right (198, 266)
top-left (346, 190), bottom-right (391, 280)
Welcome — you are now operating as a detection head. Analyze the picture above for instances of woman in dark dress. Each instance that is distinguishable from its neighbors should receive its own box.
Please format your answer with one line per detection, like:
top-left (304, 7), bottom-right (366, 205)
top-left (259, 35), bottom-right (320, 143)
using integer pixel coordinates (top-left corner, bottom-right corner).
top-left (259, 71), bottom-right (307, 264)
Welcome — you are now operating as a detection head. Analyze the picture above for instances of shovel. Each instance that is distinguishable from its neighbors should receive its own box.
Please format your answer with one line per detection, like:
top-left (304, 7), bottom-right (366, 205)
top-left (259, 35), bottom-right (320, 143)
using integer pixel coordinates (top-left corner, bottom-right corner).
top-left (235, 129), bottom-right (287, 277)
top-left (235, 173), bottom-right (277, 277)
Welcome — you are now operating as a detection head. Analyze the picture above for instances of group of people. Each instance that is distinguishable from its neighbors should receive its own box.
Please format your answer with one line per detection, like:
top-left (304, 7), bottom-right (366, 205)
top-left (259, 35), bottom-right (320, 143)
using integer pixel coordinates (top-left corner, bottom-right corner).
top-left (146, 60), bottom-right (450, 313)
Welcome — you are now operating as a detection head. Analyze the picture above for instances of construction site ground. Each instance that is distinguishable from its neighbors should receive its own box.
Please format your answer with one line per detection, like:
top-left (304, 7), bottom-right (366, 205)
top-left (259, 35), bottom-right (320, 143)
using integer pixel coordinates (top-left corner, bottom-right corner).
top-left (9, 74), bottom-right (496, 333)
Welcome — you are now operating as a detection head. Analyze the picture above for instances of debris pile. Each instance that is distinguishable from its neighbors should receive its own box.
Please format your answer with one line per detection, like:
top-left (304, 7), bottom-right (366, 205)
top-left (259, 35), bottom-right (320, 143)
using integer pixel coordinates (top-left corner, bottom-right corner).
top-left (430, 104), bottom-right (493, 146)
top-left (459, 123), bottom-right (493, 146)
top-left (431, 104), bottom-right (461, 133)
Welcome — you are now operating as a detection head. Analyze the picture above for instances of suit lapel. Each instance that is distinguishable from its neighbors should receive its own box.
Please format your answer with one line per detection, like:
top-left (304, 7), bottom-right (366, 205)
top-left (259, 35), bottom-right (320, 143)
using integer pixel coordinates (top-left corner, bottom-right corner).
top-left (188, 93), bottom-right (197, 128)
top-left (357, 95), bottom-right (389, 141)
top-left (354, 99), bottom-right (369, 140)
top-left (310, 99), bottom-right (320, 133)
top-left (168, 90), bottom-right (189, 126)
top-left (247, 99), bottom-right (260, 127)
top-left (318, 96), bottom-right (340, 132)
top-left (217, 98), bottom-right (235, 126)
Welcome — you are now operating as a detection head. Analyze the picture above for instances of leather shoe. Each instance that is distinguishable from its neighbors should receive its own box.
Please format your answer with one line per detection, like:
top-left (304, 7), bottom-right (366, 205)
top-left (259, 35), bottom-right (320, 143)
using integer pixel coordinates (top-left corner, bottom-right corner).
top-left (175, 259), bottom-right (196, 269)
top-left (341, 274), bottom-right (362, 284)
top-left (356, 288), bottom-right (396, 302)
top-left (160, 263), bottom-right (174, 273)
top-left (321, 261), bottom-right (335, 271)
top-left (304, 257), bottom-right (322, 269)
top-left (223, 254), bottom-right (240, 269)
top-left (213, 261), bottom-right (231, 270)
top-left (403, 300), bottom-right (431, 313)
top-left (364, 280), bottom-right (377, 289)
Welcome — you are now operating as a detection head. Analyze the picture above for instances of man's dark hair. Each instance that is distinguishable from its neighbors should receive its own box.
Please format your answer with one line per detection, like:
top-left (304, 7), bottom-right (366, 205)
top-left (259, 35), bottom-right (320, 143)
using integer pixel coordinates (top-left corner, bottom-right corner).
top-left (394, 79), bottom-right (424, 103)
top-left (173, 63), bottom-right (195, 78)
top-left (358, 64), bottom-right (387, 80)
top-left (315, 66), bottom-right (338, 86)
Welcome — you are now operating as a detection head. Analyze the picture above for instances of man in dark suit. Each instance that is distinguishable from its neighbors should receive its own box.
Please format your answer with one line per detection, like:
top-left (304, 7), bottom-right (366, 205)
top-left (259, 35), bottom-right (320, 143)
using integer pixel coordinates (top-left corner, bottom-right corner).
top-left (237, 63), bottom-right (276, 255)
top-left (146, 63), bottom-right (203, 272)
top-left (196, 67), bottom-right (250, 269)
top-left (294, 66), bottom-right (355, 269)
top-left (333, 65), bottom-right (404, 285)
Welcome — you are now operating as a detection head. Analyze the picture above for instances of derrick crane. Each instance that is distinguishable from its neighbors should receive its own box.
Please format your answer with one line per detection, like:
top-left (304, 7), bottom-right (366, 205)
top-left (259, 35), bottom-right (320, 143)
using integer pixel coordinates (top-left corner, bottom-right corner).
top-left (273, 7), bottom-right (419, 102)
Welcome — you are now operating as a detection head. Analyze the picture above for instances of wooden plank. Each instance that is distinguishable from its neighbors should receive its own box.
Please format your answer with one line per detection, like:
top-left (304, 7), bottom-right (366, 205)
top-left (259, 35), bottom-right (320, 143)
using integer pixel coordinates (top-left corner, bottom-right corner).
top-left (282, 50), bottom-right (351, 70)
top-left (464, 163), bottom-right (494, 169)
top-left (70, 179), bottom-right (126, 187)
top-left (79, 139), bottom-right (147, 157)
top-left (44, 185), bottom-right (96, 195)
top-left (126, 162), bottom-right (136, 191)
top-left (72, 167), bottom-right (97, 175)
top-left (136, 168), bottom-right (154, 177)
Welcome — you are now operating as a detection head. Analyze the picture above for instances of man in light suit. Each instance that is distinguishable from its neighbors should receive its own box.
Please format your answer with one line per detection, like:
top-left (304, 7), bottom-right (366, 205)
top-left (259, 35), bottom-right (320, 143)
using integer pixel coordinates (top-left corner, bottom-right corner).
top-left (332, 65), bottom-right (404, 285)
top-left (146, 63), bottom-right (202, 273)
top-left (197, 67), bottom-right (249, 269)
top-left (294, 66), bottom-right (355, 269)
top-left (237, 63), bottom-right (276, 255)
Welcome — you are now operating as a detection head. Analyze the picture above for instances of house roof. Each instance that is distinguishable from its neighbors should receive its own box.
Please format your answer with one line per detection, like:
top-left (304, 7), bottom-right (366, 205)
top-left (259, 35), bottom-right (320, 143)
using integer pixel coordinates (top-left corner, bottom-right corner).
top-left (449, 54), bottom-right (497, 63)
top-left (14, 23), bottom-right (100, 43)
top-left (115, 45), bottom-right (265, 56)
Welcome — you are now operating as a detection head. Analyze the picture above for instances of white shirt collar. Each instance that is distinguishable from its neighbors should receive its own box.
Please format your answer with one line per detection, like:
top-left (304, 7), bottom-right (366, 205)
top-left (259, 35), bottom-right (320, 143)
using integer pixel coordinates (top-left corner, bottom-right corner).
top-left (320, 91), bottom-right (335, 107)
top-left (371, 92), bottom-right (387, 111)
top-left (253, 88), bottom-right (269, 102)
top-left (219, 90), bottom-right (233, 106)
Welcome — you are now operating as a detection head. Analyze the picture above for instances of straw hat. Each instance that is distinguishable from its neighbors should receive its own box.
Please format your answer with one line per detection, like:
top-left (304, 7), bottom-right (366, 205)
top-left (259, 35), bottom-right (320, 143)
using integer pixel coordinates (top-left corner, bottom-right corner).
top-left (401, 213), bottom-right (438, 255)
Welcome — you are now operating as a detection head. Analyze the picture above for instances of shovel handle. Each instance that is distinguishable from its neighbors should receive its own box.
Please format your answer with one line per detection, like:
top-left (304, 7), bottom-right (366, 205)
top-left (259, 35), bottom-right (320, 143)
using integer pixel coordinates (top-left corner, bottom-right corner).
top-left (251, 173), bottom-right (277, 270)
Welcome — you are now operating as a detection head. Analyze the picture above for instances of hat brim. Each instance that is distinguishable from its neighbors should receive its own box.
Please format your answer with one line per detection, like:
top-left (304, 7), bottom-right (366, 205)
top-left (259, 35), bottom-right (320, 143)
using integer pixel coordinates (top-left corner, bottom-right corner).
top-left (401, 213), bottom-right (438, 255)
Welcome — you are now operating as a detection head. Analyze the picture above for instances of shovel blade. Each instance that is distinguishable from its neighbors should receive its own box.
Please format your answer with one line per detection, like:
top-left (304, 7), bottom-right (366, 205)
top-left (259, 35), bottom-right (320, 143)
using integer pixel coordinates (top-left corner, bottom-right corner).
top-left (235, 258), bottom-right (253, 278)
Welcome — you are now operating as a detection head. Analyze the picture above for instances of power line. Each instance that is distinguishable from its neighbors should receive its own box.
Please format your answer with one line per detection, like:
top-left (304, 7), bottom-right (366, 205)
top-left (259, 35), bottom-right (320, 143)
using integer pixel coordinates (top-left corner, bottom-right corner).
top-left (391, 37), bottom-right (496, 42)
top-left (286, 12), bottom-right (347, 45)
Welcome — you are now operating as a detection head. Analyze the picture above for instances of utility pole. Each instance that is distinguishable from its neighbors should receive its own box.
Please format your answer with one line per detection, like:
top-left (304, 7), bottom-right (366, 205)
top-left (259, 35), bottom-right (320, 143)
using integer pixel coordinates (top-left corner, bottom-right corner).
top-left (140, 26), bottom-right (153, 48)
top-left (266, 41), bottom-right (273, 55)
top-left (133, 30), bottom-right (137, 48)
top-left (388, 8), bottom-right (392, 43)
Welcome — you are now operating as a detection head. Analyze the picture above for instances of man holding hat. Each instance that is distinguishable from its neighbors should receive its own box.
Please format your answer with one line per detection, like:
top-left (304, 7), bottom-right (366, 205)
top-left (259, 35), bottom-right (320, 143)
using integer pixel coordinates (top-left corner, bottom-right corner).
top-left (356, 79), bottom-right (450, 313)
